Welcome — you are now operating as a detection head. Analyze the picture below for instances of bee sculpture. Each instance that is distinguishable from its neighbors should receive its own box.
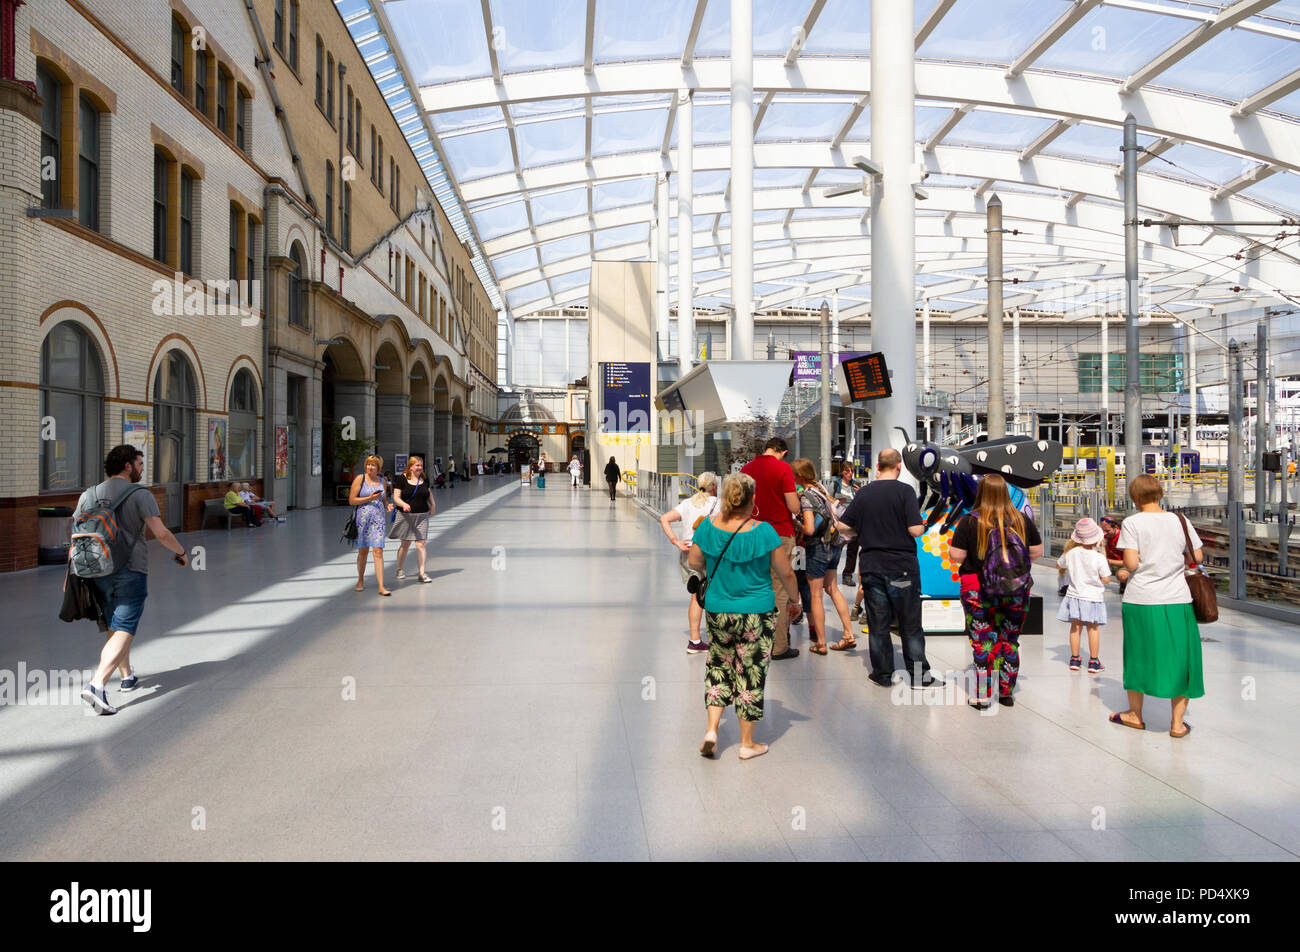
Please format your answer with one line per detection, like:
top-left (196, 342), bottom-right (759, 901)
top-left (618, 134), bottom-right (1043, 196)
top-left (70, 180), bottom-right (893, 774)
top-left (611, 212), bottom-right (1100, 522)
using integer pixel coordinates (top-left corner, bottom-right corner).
top-left (898, 429), bottom-right (1064, 534)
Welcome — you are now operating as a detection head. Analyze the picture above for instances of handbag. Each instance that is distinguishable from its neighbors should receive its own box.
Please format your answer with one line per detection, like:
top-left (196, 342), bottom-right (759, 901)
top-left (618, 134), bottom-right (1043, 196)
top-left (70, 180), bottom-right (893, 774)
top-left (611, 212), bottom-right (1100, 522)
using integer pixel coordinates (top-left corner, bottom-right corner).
top-left (1176, 513), bottom-right (1218, 624)
top-left (341, 506), bottom-right (359, 544)
top-left (692, 518), bottom-right (750, 608)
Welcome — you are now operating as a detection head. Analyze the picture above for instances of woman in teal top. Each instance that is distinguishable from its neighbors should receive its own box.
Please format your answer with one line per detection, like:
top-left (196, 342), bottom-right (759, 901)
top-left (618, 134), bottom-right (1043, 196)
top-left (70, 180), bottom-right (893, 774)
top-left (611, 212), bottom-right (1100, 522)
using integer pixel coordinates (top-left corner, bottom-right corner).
top-left (688, 473), bottom-right (801, 761)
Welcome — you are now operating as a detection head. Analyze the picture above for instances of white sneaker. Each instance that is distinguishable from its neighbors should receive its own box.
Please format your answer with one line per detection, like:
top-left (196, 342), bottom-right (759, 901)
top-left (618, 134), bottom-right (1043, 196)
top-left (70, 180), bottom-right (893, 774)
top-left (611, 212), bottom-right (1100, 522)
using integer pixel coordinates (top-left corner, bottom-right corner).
top-left (396, 569), bottom-right (406, 580)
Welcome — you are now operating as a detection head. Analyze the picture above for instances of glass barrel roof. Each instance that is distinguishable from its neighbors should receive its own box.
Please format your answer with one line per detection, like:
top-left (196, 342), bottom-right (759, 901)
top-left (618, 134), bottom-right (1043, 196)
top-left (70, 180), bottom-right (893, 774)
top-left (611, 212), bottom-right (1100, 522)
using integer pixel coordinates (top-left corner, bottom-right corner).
top-left (344, 0), bottom-right (1300, 320)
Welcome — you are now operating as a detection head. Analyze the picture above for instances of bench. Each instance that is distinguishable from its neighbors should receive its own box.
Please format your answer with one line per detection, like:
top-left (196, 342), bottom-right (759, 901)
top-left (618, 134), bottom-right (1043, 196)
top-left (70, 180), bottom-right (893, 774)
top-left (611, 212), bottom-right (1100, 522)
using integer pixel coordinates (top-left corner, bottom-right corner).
top-left (201, 497), bottom-right (238, 529)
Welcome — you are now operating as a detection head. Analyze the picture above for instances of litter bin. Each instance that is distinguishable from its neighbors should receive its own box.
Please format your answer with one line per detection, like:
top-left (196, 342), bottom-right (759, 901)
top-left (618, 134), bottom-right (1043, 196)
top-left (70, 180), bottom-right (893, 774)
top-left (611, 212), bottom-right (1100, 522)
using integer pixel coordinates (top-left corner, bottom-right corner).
top-left (38, 506), bottom-right (74, 565)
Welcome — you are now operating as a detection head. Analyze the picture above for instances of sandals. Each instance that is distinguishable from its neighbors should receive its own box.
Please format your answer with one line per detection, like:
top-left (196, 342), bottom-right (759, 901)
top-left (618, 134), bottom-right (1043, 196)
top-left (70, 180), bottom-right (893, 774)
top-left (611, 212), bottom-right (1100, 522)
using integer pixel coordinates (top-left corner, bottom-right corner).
top-left (809, 643), bottom-right (828, 655)
top-left (1109, 711), bottom-right (1146, 731)
top-left (829, 636), bottom-right (857, 651)
top-left (699, 730), bottom-right (717, 758)
top-left (1170, 723), bottom-right (1192, 739)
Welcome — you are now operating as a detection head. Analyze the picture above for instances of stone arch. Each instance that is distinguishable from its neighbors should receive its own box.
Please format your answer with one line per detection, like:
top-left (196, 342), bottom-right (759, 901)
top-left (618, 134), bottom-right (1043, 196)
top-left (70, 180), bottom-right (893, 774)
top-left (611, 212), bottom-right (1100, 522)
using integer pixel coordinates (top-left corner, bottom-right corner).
top-left (39, 301), bottom-right (119, 399)
top-left (374, 340), bottom-right (407, 470)
top-left (146, 334), bottom-right (206, 410)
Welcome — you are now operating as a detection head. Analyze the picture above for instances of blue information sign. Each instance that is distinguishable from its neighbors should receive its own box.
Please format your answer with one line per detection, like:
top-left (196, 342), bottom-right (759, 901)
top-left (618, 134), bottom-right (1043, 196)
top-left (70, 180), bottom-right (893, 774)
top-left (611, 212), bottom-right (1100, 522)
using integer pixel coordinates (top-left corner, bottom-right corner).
top-left (601, 361), bottom-right (652, 432)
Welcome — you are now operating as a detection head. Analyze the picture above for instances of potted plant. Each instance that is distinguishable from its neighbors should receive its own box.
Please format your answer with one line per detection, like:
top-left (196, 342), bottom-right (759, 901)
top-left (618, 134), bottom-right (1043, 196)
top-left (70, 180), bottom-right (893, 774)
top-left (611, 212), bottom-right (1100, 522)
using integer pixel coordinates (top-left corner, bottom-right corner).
top-left (333, 423), bottom-right (375, 486)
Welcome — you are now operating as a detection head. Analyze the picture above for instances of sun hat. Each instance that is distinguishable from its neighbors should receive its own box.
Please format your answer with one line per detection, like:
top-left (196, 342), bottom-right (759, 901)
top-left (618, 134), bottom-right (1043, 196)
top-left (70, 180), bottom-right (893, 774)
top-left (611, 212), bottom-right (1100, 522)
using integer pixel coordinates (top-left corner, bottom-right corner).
top-left (1071, 517), bottom-right (1104, 546)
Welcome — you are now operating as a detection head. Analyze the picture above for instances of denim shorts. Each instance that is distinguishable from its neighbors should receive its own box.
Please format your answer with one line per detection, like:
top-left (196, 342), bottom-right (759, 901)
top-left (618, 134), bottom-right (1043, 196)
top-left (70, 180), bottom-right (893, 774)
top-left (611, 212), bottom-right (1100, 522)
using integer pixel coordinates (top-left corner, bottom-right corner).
top-left (804, 541), bottom-right (842, 580)
top-left (92, 569), bottom-right (148, 636)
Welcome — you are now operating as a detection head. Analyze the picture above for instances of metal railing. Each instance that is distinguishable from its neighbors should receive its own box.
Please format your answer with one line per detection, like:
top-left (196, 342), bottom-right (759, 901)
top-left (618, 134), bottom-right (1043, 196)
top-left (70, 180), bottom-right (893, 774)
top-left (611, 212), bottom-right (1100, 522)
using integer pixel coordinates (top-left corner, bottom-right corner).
top-left (635, 470), bottom-right (683, 514)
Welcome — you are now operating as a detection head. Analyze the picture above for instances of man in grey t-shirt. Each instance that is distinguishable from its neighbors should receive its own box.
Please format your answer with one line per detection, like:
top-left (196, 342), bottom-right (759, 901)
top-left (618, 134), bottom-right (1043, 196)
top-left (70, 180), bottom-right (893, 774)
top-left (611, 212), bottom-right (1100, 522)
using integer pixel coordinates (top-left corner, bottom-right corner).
top-left (74, 445), bottom-right (188, 715)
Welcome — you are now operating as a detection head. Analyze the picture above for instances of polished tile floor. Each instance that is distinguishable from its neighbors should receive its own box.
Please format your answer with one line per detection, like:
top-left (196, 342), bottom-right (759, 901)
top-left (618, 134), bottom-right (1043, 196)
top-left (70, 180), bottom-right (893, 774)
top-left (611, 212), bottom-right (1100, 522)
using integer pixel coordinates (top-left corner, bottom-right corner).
top-left (1, 476), bottom-right (1297, 861)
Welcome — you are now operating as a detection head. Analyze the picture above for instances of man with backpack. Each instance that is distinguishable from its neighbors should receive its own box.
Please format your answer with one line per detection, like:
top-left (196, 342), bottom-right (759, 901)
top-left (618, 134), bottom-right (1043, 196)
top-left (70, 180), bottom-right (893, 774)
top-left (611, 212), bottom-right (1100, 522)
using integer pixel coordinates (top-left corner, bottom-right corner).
top-left (71, 445), bottom-right (188, 715)
top-left (839, 448), bottom-right (941, 688)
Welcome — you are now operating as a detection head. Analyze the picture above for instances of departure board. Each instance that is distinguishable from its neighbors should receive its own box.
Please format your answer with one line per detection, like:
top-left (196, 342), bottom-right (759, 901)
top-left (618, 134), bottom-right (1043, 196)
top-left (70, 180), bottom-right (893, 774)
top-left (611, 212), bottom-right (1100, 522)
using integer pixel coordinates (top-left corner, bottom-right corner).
top-left (600, 361), bottom-right (652, 431)
top-left (837, 352), bottom-right (892, 402)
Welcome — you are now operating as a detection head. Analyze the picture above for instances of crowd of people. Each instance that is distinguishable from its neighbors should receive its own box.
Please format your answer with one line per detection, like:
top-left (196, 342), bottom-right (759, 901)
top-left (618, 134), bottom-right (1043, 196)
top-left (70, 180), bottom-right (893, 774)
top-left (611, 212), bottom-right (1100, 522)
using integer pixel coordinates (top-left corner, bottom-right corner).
top-left (662, 439), bottom-right (1207, 759)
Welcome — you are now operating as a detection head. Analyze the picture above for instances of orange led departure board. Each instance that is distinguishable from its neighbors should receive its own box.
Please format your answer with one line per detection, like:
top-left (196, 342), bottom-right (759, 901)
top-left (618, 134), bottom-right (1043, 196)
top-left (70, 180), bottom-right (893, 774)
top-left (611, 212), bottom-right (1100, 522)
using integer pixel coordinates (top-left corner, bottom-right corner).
top-left (838, 352), bottom-right (892, 402)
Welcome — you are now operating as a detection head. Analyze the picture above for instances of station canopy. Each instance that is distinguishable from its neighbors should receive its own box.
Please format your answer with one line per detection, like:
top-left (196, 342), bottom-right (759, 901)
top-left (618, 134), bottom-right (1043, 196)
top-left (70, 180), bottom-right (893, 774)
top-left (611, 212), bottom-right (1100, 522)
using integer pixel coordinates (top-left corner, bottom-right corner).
top-left (342, 0), bottom-right (1300, 325)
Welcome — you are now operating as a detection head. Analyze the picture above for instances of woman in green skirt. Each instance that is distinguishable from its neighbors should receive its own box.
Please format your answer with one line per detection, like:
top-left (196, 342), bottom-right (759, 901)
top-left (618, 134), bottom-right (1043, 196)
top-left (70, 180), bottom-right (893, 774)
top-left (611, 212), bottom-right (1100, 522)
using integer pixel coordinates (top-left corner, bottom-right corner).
top-left (1110, 475), bottom-right (1204, 738)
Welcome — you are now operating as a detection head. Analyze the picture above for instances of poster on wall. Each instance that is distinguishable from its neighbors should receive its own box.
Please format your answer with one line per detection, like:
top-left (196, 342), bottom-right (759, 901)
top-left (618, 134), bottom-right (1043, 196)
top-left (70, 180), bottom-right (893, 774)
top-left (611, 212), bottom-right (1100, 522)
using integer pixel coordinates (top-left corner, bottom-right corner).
top-left (122, 410), bottom-right (149, 472)
top-left (208, 419), bottom-right (228, 481)
top-left (394, 454), bottom-right (409, 477)
top-left (275, 426), bottom-right (289, 479)
top-left (310, 428), bottom-right (322, 477)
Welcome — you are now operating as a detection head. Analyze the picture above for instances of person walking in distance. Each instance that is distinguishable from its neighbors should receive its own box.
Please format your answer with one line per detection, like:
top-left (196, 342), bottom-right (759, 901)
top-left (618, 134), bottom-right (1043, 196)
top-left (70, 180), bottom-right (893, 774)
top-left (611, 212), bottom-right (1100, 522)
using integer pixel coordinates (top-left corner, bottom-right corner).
top-left (604, 456), bottom-right (621, 500)
top-left (568, 454), bottom-right (583, 488)
top-left (742, 438), bottom-right (805, 660)
top-left (76, 445), bottom-right (188, 714)
top-left (947, 474), bottom-right (1044, 708)
top-left (791, 458), bottom-right (855, 654)
top-left (839, 448), bottom-right (942, 688)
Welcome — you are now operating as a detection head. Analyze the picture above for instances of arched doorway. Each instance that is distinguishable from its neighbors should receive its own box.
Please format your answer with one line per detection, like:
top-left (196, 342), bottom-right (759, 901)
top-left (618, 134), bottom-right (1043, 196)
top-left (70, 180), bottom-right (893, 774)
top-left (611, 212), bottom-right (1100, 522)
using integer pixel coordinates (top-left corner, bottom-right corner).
top-left (508, 432), bottom-right (539, 470)
top-left (569, 432), bottom-right (587, 486)
top-left (374, 340), bottom-right (406, 472)
top-left (321, 338), bottom-right (367, 498)
top-left (154, 350), bottom-right (197, 528)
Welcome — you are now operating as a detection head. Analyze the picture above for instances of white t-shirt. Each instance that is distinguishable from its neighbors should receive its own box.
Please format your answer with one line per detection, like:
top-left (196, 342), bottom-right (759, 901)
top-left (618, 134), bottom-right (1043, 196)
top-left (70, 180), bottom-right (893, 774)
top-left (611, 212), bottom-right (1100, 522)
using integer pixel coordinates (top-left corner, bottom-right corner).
top-left (1118, 511), bottom-right (1202, 605)
top-left (674, 495), bottom-right (720, 544)
top-left (568, 459), bottom-right (582, 475)
top-left (1057, 546), bottom-right (1110, 602)
top-left (239, 491), bottom-right (255, 503)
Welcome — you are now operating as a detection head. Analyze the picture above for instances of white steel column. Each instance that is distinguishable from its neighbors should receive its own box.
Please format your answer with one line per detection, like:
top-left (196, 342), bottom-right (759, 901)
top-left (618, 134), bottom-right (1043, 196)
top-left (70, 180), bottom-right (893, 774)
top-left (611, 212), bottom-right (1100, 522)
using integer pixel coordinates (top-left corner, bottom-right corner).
top-left (1101, 314), bottom-right (1109, 442)
top-left (677, 90), bottom-right (694, 374)
top-left (656, 174), bottom-right (671, 360)
top-left (729, 0), bottom-right (754, 361)
top-left (1012, 307), bottom-right (1021, 429)
top-left (986, 194), bottom-right (1006, 439)
top-left (1188, 321), bottom-right (1197, 451)
top-left (869, 0), bottom-right (916, 472)
top-left (831, 289), bottom-right (840, 366)
top-left (922, 299), bottom-right (931, 393)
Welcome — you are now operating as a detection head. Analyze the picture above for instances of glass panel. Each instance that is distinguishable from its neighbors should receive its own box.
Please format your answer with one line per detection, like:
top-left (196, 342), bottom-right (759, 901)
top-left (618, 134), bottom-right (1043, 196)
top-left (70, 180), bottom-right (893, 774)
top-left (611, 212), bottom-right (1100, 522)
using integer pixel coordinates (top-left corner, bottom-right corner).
top-left (510, 98), bottom-right (587, 120)
top-left (1035, 7), bottom-right (1194, 79)
top-left (1042, 122), bottom-right (1157, 163)
top-left (594, 223), bottom-right (649, 250)
top-left (505, 281), bottom-right (550, 308)
top-left (592, 177), bottom-right (655, 211)
top-left (489, 0), bottom-right (586, 72)
top-left (1157, 143), bottom-right (1257, 187)
top-left (514, 115), bottom-right (587, 166)
top-left (41, 390), bottom-right (84, 491)
top-left (945, 110), bottom-right (1057, 150)
top-left (591, 107), bottom-right (669, 156)
top-left (913, 105), bottom-right (956, 142)
top-left (492, 248), bottom-right (540, 278)
top-left (757, 101), bottom-right (849, 142)
top-left (387, 0), bottom-right (491, 84)
top-left (441, 128), bottom-right (516, 181)
top-left (539, 234), bottom-right (590, 264)
top-left (432, 106), bottom-right (505, 135)
top-left (669, 169), bottom-right (731, 197)
top-left (1241, 170), bottom-right (1300, 215)
top-left (802, 0), bottom-right (871, 55)
top-left (43, 322), bottom-right (82, 389)
top-left (594, 0), bottom-right (697, 61)
top-left (694, 0), bottom-right (806, 56)
top-left (918, 0), bottom-right (1072, 63)
top-left (549, 269), bottom-right (589, 293)
top-left (471, 200), bottom-right (531, 240)
top-left (753, 167), bottom-right (809, 189)
top-left (530, 186), bottom-right (588, 225)
top-left (229, 417), bottom-right (256, 478)
top-left (1158, 29), bottom-right (1300, 101)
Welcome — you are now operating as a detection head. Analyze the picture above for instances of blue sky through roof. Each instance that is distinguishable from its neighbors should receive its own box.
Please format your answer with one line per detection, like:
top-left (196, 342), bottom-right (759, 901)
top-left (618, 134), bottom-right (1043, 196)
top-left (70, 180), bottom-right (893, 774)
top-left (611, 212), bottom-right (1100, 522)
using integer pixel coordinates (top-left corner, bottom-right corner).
top-left (386, 0), bottom-right (490, 84)
top-left (489, 0), bottom-right (587, 71)
top-left (1034, 6), bottom-right (1194, 79)
top-left (594, 0), bottom-right (698, 61)
top-left (1157, 27), bottom-right (1300, 102)
top-left (918, 0), bottom-right (1071, 63)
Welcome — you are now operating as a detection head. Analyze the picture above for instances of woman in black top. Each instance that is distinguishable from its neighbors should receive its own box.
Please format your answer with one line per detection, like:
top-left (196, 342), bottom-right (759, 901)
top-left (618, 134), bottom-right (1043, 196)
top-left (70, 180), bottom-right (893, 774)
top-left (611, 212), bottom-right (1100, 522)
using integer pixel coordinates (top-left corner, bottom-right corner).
top-left (604, 457), bottom-right (621, 500)
top-left (392, 456), bottom-right (435, 583)
top-left (947, 475), bottom-right (1044, 709)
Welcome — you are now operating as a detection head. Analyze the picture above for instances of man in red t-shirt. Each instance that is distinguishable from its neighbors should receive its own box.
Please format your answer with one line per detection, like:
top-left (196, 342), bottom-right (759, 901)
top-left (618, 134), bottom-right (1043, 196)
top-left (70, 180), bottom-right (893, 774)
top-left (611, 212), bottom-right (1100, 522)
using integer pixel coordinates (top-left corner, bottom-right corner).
top-left (741, 437), bottom-right (803, 659)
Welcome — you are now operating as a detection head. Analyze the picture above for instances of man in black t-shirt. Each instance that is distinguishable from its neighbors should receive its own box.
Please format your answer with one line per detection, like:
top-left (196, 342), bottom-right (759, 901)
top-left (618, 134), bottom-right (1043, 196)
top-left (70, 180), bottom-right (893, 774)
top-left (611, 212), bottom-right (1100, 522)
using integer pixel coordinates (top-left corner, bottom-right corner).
top-left (840, 449), bottom-right (940, 688)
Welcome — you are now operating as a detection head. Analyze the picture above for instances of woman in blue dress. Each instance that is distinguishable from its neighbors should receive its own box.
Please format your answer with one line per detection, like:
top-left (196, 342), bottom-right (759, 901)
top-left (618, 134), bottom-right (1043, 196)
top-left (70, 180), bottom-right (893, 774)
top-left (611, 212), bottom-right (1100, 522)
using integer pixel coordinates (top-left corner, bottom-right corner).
top-left (349, 454), bottom-right (394, 596)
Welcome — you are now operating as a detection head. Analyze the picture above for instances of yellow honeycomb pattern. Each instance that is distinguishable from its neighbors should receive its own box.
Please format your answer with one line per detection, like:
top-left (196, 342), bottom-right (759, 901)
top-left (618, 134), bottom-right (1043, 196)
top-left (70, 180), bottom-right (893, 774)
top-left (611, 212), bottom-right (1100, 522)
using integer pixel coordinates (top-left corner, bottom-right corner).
top-left (919, 524), bottom-right (961, 583)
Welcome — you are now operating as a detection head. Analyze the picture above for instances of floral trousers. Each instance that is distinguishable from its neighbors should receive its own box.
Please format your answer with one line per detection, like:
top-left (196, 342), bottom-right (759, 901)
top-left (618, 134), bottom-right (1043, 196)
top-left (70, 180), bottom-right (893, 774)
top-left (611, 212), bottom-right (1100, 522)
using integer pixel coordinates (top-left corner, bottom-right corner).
top-left (960, 578), bottom-right (1029, 699)
top-left (705, 609), bottom-right (777, 721)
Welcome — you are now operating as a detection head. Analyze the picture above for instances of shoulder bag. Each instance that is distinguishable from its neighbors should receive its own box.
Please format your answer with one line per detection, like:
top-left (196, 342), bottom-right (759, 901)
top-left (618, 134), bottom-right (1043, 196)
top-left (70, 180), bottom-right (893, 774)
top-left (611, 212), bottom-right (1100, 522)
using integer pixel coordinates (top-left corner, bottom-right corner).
top-left (1176, 513), bottom-right (1218, 624)
top-left (690, 518), bottom-right (751, 608)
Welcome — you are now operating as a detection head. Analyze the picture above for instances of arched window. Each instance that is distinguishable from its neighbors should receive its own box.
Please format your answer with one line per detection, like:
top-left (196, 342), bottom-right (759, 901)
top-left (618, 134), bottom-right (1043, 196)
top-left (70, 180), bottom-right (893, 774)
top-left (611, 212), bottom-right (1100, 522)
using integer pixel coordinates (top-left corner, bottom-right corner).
top-left (41, 323), bottom-right (104, 491)
top-left (228, 369), bottom-right (258, 479)
top-left (153, 351), bottom-right (197, 528)
top-left (288, 242), bottom-right (306, 326)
